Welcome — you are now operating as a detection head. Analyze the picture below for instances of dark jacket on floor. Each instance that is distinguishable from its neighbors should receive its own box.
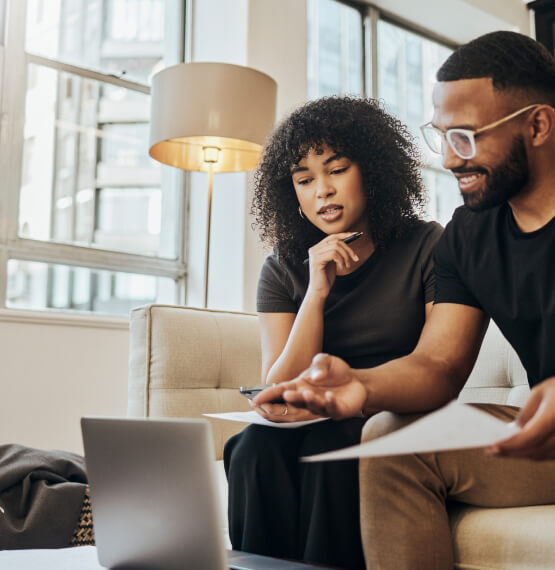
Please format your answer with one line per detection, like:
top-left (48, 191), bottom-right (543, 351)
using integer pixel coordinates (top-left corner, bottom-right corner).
top-left (0, 444), bottom-right (87, 549)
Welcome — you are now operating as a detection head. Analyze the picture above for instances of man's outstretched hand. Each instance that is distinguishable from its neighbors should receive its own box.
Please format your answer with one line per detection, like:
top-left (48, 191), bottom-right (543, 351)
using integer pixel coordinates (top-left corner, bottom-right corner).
top-left (254, 353), bottom-right (368, 419)
top-left (487, 376), bottom-right (555, 460)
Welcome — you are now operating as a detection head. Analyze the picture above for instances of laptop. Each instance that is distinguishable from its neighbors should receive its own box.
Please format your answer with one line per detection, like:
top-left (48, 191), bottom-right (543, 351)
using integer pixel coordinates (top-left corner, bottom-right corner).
top-left (81, 417), bottom-right (329, 570)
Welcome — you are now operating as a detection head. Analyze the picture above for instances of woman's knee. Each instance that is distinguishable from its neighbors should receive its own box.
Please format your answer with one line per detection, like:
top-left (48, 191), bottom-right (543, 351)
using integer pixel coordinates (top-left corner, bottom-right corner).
top-left (300, 418), bottom-right (366, 455)
top-left (225, 425), bottom-right (301, 473)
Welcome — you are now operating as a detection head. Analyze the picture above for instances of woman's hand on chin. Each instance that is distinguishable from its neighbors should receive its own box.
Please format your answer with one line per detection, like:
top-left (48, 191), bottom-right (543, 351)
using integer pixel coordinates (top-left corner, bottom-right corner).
top-left (248, 399), bottom-right (321, 423)
top-left (306, 233), bottom-right (360, 299)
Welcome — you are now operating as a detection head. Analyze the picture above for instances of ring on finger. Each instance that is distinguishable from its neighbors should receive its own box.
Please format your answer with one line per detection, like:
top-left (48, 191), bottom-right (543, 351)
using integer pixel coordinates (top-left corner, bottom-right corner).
top-left (281, 406), bottom-right (289, 416)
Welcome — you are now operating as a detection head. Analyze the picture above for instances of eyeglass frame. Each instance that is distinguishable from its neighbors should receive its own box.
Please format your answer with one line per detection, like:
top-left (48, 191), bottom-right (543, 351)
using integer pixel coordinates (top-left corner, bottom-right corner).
top-left (420, 104), bottom-right (540, 160)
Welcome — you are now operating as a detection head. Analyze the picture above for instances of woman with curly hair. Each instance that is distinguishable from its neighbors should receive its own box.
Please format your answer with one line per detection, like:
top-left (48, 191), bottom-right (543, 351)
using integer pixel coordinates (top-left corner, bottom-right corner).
top-left (224, 96), bottom-right (442, 569)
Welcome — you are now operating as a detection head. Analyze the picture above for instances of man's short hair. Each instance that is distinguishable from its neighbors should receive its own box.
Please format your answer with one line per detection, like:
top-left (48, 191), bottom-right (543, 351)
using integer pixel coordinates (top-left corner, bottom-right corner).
top-left (437, 31), bottom-right (555, 106)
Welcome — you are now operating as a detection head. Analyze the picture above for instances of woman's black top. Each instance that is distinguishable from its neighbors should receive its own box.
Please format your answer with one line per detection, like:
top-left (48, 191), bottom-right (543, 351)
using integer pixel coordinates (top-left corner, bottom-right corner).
top-left (257, 221), bottom-right (443, 369)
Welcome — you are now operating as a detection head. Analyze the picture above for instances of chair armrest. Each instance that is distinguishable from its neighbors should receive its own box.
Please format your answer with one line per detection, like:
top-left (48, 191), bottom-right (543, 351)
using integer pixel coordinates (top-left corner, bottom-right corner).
top-left (128, 304), bottom-right (261, 458)
top-left (458, 320), bottom-right (529, 407)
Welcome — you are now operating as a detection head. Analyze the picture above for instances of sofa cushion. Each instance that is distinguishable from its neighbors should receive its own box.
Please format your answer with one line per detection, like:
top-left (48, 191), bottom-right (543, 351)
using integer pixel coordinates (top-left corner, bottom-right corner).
top-left (458, 321), bottom-right (529, 408)
top-left (451, 503), bottom-right (555, 569)
top-left (128, 305), bottom-right (260, 458)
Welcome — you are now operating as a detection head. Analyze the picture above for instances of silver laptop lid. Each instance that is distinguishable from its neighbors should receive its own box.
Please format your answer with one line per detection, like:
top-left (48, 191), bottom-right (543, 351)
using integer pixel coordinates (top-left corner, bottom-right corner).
top-left (81, 417), bottom-right (227, 570)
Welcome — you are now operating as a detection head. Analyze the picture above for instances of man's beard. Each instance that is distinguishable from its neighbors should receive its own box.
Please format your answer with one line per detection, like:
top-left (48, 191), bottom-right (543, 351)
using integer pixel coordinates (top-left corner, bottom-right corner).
top-left (457, 135), bottom-right (529, 212)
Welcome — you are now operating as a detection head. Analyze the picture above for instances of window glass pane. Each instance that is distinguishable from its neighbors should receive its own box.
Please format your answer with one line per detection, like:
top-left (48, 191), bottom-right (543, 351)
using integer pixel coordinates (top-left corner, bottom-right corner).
top-left (18, 63), bottom-right (179, 258)
top-left (25, 0), bottom-right (166, 82)
top-left (377, 20), bottom-right (462, 220)
top-left (0, 0), bottom-right (6, 46)
top-left (96, 187), bottom-right (161, 255)
top-left (378, 20), bottom-right (452, 144)
top-left (7, 259), bottom-right (175, 316)
top-left (422, 168), bottom-right (461, 227)
top-left (307, 0), bottom-right (362, 99)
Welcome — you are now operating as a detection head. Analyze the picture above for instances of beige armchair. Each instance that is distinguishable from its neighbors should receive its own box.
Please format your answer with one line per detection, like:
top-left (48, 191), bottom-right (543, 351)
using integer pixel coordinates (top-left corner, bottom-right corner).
top-left (128, 304), bottom-right (555, 569)
top-left (128, 305), bottom-right (258, 458)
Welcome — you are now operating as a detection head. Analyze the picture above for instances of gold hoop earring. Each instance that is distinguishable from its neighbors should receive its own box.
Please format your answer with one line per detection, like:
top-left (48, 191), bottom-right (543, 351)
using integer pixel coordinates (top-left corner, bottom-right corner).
top-left (298, 206), bottom-right (305, 220)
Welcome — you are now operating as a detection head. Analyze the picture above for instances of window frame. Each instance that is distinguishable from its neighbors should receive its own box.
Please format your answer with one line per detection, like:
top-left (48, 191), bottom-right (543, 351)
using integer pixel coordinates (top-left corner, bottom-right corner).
top-left (370, 12), bottom-right (456, 169)
top-left (307, 0), bottom-right (368, 98)
top-left (308, 0), bottom-right (461, 224)
top-left (308, 0), bottom-right (458, 100)
top-left (0, 0), bottom-right (189, 318)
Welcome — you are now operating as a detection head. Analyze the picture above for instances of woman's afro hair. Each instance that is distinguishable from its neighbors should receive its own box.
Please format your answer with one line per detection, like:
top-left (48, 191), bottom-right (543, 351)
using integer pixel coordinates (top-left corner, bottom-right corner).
top-left (252, 96), bottom-right (426, 264)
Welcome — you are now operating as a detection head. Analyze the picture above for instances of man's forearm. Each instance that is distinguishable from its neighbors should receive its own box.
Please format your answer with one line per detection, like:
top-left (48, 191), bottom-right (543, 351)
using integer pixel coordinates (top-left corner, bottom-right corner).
top-left (358, 352), bottom-right (465, 415)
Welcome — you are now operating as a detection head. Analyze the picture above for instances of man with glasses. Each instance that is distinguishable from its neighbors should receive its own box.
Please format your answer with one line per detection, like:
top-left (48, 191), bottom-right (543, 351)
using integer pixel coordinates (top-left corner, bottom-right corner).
top-left (257, 30), bottom-right (555, 569)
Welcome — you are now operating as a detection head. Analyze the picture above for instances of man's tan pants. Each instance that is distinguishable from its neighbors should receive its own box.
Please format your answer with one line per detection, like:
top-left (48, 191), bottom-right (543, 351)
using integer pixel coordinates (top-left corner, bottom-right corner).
top-left (359, 405), bottom-right (555, 569)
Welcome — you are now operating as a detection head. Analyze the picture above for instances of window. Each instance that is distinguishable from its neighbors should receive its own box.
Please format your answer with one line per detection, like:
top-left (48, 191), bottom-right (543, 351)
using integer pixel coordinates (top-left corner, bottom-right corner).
top-left (307, 1), bottom-right (462, 225)
top-left (0, 0), bottom-right (186, 317)
top-left (377, 19), bottom-right (461, 226)
top-left (0, 0), bottom-right (6, 46)
top-left (307, 0), bottom-right (364, 99)
top-left (7, 259), bottom-right (174, 313)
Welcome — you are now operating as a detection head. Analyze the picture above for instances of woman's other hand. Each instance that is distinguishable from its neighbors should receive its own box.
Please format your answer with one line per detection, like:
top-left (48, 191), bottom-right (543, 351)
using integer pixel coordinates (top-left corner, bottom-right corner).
top-left (248, 399), bottom-right (321, 423)
top-left (256, 353), bottom-right (368, 420)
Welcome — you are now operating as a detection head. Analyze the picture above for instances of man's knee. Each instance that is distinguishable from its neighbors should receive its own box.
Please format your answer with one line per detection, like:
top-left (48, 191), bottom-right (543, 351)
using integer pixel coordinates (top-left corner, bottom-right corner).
top-left (359, 411), bottom-right (427, 492)
top-left (361, 411), bottom-right (423, 442)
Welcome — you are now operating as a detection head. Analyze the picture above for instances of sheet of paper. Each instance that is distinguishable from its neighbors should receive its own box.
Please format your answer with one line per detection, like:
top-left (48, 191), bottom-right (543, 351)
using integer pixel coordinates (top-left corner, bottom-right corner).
top-left (0, 546), bottom-right (103, 569)
top-left (204, 411), bottom-right (329, 429)
top-left (303, 401), bottom-right (520, 462)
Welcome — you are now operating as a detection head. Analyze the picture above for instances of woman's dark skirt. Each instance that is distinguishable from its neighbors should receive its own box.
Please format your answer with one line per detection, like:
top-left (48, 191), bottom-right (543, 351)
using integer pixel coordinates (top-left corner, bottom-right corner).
top-left (224, 417), bottom-right (367, 569)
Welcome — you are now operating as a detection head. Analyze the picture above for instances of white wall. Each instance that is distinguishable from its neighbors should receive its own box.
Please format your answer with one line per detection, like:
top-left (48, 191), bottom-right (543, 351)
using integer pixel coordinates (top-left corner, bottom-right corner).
top-left (0, 312), bottom-right (129, 454)
top-left (0, 0), bottom-right (533, 454)
top-left (369, 0), bottom-right (530, 42)
top-left (185, 0), bottom-right (249, 310)
top-left (185, 0), bottom-right (307, 313)
top-left (243, 0), bottom-right (309, 311)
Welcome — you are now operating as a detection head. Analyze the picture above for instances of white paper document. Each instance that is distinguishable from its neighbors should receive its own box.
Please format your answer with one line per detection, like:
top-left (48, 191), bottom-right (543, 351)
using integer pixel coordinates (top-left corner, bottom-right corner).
top-left (303, 401), bottom-right (520, 462)
top-left (204, 410), bottom-right (329, 429)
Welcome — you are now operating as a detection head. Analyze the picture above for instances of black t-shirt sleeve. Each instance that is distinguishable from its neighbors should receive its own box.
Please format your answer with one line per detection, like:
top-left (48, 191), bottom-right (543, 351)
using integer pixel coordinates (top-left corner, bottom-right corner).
top-left (256, 255), bottom-right (297, 313)
top-left (433, 211), bottom-right (482, 309)
top-left (421, 222), bottom-right (443, 304)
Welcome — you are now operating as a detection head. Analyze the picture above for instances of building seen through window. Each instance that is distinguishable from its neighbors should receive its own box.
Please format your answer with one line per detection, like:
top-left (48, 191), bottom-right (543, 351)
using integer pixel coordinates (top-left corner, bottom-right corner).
top-left (0, 0), bottom-right (6, 46)
top-left (6, 0), bottom-right (181, 315)
top-left (307, 0), bottom-right (462, 226)
top-left (307, 0), bottom-right (363, 99)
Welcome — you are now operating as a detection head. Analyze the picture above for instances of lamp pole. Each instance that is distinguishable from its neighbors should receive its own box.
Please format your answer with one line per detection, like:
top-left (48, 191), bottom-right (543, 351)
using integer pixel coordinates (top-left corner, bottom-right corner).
top-left (203, 147), bottom-right (219, 308)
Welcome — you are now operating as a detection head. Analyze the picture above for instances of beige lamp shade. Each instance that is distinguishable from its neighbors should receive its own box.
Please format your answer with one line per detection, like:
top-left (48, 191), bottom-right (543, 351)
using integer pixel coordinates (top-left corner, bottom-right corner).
top-left (149, 62), bottom-right (277, 173)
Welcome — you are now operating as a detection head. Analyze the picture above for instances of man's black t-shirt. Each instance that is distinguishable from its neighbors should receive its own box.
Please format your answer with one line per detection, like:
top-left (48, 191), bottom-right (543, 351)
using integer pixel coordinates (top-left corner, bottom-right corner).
top-left (434, 204), bottom-right (555, 387)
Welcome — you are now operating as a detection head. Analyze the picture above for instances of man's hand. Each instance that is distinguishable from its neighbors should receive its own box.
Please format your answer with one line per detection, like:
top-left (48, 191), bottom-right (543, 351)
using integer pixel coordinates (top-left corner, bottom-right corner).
top-left (254, 353), bottom-right (368, 420)
top-left (487, 376), bottom-right (555, 460)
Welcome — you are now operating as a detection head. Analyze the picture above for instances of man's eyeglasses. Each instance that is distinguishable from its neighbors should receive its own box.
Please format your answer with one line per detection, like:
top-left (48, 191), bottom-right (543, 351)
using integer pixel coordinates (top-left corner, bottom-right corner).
top-left (420, 104), bottom-right (540, 160)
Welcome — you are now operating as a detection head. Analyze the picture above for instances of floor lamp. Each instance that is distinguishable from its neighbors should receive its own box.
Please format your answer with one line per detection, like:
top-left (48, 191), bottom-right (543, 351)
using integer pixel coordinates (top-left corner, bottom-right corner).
top-left (148, 62), bottom-right (277, 307)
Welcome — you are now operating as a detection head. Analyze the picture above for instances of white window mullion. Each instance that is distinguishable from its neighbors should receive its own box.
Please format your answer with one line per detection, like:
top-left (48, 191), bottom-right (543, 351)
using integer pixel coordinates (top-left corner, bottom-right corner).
top-left (0, 0), bottom-right (6, 85)
top-left (0, 0), bottom-right (27, 244)
top-left (25, 53), bottom-right (150, 94)
top-left (0, 242), bottom-right (7, 310)
top-left (0, 0), bottom-right (6, 46)
top-left (365, 6), bottom-right (379, 99)
top-left (5, 238), bottom-right (186, 280)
